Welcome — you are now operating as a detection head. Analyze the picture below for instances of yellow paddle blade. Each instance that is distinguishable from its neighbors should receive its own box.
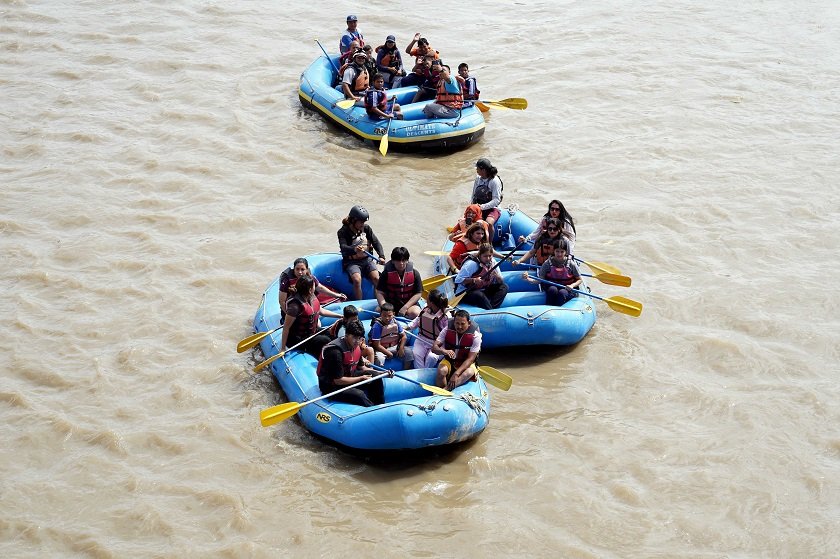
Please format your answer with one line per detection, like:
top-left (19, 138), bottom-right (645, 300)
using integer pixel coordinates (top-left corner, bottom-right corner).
top-left (336, 98), bottom-right (355, 109)
top-left (445, 226), bottom-right (455, 233)
top-left (592, 271), bottom-right (632, 288)
top-left (379, 133), bottom-right (389, 156)
top-left (236, 328), bottom-right (275, 353)
top-left (253, 352), bottom-right (283, 372)
top-left (477, 366), bottom-right (512, 391)
top-left (582, 260), bottom-right (622, 275)
top-left (483, 98), bottom-right (528, 110)
top-left (483, 101), bottom-right (510, 110)
top-left (604, 295), bottom-right (643, 317)
top-left (419, 382), bottom-right (453, 396)
top-left (422, 274), bottom-right (454, 292)
top-left (424, 250), bottom-right (450, 256)
top-left (449, 290), bottom-right (467, 307)
top-left (260, 401), bottom-right (304, 427)
top-left (475, 101), bottom-right (490, 112)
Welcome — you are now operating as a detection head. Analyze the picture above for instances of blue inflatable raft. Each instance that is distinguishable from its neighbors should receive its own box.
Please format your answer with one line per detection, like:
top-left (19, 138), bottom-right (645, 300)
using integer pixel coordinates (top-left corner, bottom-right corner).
top-left (431, 207), bottom-right (597, 348)
top-left (252, 267), bottom-right (490, 451)
top-left (298, 53), bottom-right (486, 152)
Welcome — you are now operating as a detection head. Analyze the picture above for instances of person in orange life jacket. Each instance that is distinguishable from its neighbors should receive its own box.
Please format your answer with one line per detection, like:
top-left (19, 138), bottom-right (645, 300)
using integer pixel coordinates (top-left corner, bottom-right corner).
top-left (279, 257), bottom-right (347, 316)
top-left (458, 63), bottom-right (480, 107)
top-left (454, 242), bottom-right (509, 310)
top-left (400, 34), bottom-right (439, 88)
top-left (512, 218), bottom-right (569, 266)
top-left (281, 275), bottom-right (343, 356)
top-left (337, 205), bottom-right (386, 301)
top-left (327, 304), bottom-right (375, 364)
top-left (422, 63), bottom-right (465, 116)
top-left (405, 289), bottom-right (451, 369)
top-left (448, 203), bottom-right (490, 243)
top-left (341, 51), bottom-right (371, 103)
top-left (518, 199), bottom-right (577, 255)
top-left (471, 158), bottom-right (503, 240)
top-left (339, 14), bottom-right (364, 56)
top-left (375, 246), bottom-right (423, 318)
top-left (524, 238), bottom-right (582, 307)
top-left (412, 57), bottom-right (444, 103)
top-left (317, 320), bottom-right (387, 407)
top-left (446, 222), bottom-right (488, 272)
top-left (364, 74), bottom-right (403, 120)
top-left (368, 303), bottom-right (413, 369)
top-left (375, 35), bottom-right (405, 89)
top-left (431, 309), bottom-right (481, 390)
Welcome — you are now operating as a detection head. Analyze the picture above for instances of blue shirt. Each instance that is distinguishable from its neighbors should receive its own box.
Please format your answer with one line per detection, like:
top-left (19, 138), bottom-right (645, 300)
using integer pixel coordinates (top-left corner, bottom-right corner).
top-left (340, 30), bottom-right (364, 54)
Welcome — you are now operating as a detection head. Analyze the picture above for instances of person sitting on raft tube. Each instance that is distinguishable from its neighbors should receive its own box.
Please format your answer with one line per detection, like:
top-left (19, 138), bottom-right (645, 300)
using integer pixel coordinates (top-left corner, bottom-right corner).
top-left (327, 304), bottom-right (375, 364)
top-left (368, 302), bottom-right (413, 369)
top-left (446, 222), bottom-right (489, 273)
top-left (279, 257), bottom-right (347, 316)
top-left (337, 205), bottom-right (386, 301)
top-left (518, 199), bottom-right (577, 255)
top-left (458, 62), bottom-right (479, 107)
top-left (512, 217), bottom-right (569, 266)
top-left (339, 14), bottom-right (364, 56)
top-left (375, 35), bottom-right (405, 89)
top-left (375, 246), bottom-right (422, 318)
top-left (364, 74), bottom-right (403, 120)
top-left (405, 288), bottom-right (450, 369)
top-left (471, 158), bottom-right (503, 241)
top-left (341, 50), bottom-right (370, 103)
top-left (280, 275), bottom-right (343, 357)
top-left (448, 203), bottom-right (490, 242)
top-left (401, 34), bottom-right (439, 88)
top-left (454, 242), bottom-right (509, 310)
top-left (422, 63), bottom-right (464, 119)
top-left (524, 238), bottom-right (582, 307)
top-left (431, 309), bottom-right (481, 390)
top-left (317, 320), bottom-right (387, 408)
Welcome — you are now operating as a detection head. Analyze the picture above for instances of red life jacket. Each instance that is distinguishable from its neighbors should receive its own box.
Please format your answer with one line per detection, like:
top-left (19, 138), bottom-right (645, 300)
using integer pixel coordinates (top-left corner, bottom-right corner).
top-left (382, 261), bottom-right (416, 305)
top-left (418, 307), bottom-right (444, 341)
top-left (288, 294), bottom-right (320, 337)
top-left (369, 317), bottom-right (400, 348)
top-left (453, 238), bottom-right (480, 267)
top-left (443, 318), bottom-right (478, 369)
top-left (545, 259), bottom-right (576, 285)
top-left (465, 255), bottom-right (498, 289)
top-left (316, 337), bottom-right (362, 380)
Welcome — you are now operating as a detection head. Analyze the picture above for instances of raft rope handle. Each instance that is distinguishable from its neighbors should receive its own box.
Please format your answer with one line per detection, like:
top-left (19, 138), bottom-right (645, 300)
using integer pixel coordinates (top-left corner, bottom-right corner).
top-left (460, 392), bottom-right (486, 416)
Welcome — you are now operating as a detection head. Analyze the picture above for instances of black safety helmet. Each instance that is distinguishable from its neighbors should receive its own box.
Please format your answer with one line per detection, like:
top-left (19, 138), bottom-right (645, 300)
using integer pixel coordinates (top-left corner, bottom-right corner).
top-left (349, 205), bottom-right (369, 222)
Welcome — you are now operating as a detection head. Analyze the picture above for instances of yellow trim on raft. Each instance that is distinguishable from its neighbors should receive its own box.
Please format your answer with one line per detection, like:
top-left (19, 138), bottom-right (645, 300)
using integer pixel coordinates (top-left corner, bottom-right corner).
top-left (299, 89), bottom-right (485, 144)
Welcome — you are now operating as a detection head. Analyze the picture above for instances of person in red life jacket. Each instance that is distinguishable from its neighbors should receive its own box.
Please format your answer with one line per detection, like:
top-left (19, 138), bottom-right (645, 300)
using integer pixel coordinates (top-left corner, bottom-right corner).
top-left (453, 242), bottom-right (509, 310)
top-left (518, 199), bottom-right (577, 255)
top-left (458, 62), bottom-right (480, 107)
top-left (375, 246), bottom-right (423, 318)
top-left (368, 303), bottom-right (413, 369)
top-left (512, 218), bottom-right (569, 267)
top-left (281, 275), bottom-right (343, 356)
top-left (339, 14), bottom-right (364, 56)
top-left (339, 39), bottom-right (361, 70)
top-left (364, 74), bottom-right (403, 120)
top-left (375, 35), bottom-right (405, 89)
top-left (327, 304), bottom-right (375, 363)
top-left (405, 289), bottom-right (450, 369)
top-left (341, 50), bottom-right (371, 103)
top-left (448, 203), bottom-right (489, 243)
top-left (279, 257), bottom-right (347, 316)
top-left (471, 158), bottom-right (503, 241)
top-left (422, 63), bottom-right (464, 118)
top-left (446, 222), bottom-right (488, 273)
top-left (317, 320), bottom-right (386, 407)
top-left (524, 238), bottom-right (582, 306)
top-left (401, 34), bottom-right (439, 88)
top-left (337, 205), bottom-right (386, 301)
top-left (430, 309), bottom-right (481, 390)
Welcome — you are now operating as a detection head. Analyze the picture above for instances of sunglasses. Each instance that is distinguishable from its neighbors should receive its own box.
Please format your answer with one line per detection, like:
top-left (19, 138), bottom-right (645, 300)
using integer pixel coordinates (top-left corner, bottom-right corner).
top-left (547, 227), bottom-right (559, 231)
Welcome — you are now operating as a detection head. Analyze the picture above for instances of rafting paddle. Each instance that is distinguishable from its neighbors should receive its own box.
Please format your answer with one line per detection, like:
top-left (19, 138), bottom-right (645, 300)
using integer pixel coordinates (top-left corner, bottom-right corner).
top-left (367, 363), bottom-right (453, 396)
top-left (260, 372), bottom-right (390, 426)
top-left (474, 98), bottom-right (528, 110)
top-left (526, 274), bottom-right (643, 317)
top-left (516, 263), bottom-right (631, 287)
top-left (450, 238), bottom-right (529, 306)
top-left (253, 326), bottom-right (331, 372)
top-left (237, 298), bottom-right (339, 353)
